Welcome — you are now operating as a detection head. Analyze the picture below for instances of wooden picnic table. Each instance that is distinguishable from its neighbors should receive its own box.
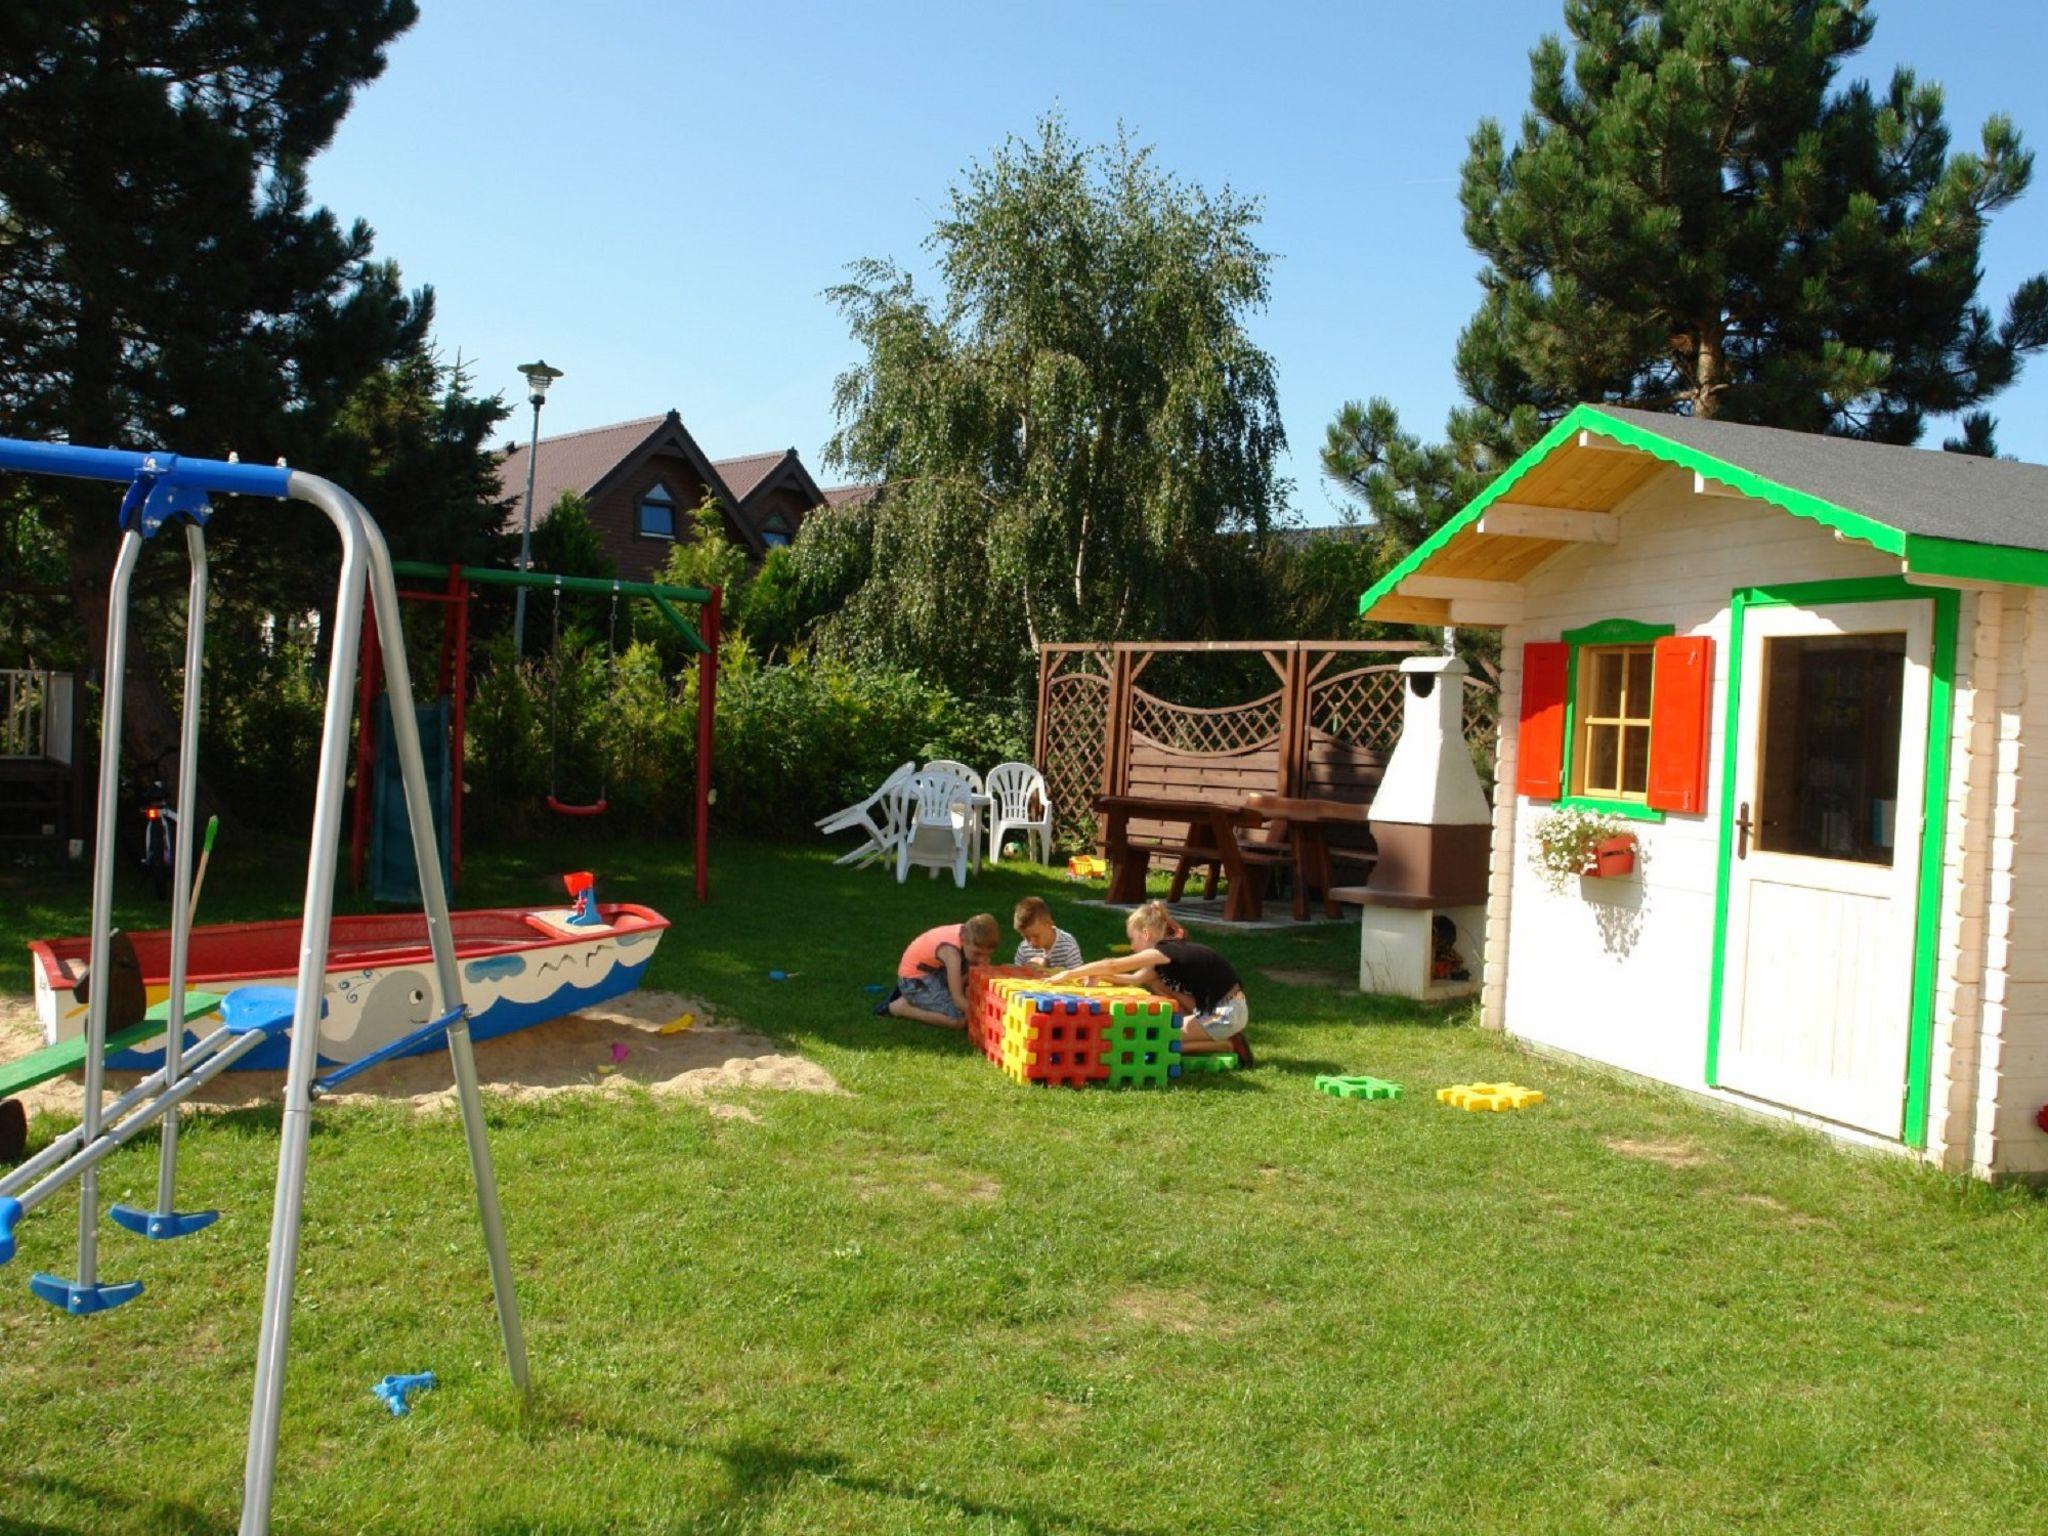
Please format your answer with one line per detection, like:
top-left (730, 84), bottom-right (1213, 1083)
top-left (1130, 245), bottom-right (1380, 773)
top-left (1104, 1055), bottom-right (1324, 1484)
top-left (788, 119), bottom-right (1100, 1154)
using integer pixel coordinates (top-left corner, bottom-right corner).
top-left (1093, 793), bottom-right (1271, 922)
top-left (1243, 794), bottom-right (1374, 921)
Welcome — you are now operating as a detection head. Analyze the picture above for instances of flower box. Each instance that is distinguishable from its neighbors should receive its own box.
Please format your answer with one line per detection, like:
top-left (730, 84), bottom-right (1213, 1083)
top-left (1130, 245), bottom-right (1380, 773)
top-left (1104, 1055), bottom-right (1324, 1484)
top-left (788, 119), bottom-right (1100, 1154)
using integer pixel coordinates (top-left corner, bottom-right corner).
top-left (1585, 834), bottom-right (1637, 879)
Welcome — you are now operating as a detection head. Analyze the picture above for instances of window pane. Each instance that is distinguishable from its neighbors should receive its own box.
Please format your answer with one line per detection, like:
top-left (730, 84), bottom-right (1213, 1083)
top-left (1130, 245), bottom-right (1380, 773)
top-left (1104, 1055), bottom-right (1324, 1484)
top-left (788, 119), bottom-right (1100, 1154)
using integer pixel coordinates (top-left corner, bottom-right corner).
top-left (1585, 723), bottom-right (1620, 793)
top-left (1755, 632), bottom-right (1906, 865)
top-left (1625, 650), bottom-right (1654, 718)
top-left (1591, 651), bottom-right (1624, 716)
top-left (638, 506), bottom-right (675, 538)
top-left (1621, 724), bottom-right (1650, 793)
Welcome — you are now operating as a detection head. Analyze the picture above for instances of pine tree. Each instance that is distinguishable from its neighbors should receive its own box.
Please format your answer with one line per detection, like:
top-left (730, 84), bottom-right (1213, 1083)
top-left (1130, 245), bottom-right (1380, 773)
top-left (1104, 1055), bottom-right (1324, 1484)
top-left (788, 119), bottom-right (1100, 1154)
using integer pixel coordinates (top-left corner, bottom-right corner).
top-left (0, 2), bottom-right (433, 763)
top-left (1330, 0), bottom-right (2048, 564)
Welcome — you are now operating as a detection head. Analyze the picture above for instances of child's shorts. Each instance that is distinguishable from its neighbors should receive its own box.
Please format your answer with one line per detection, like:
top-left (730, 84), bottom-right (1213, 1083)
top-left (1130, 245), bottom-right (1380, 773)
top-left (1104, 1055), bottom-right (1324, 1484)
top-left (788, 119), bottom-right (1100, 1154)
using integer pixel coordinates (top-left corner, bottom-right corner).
top-left (1186, 992), bottom-right (1249, 1040)
top-left (898, 969), bottom-right (963, 1022)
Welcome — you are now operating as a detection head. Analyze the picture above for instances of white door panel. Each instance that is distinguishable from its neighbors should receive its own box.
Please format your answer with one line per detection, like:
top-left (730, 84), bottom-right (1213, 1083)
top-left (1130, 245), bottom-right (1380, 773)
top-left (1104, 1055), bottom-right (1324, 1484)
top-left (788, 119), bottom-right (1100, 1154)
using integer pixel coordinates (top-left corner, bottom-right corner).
top-left (1717, 600), bottom-right (1930, 1137)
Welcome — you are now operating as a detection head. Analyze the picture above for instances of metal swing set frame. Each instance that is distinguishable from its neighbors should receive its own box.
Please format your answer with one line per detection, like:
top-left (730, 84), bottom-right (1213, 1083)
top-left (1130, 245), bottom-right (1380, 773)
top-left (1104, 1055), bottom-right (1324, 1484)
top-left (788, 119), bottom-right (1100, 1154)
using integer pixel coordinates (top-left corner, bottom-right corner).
top-left (346, 559), bottom-right (721, 902)
top-left (0, 437), bottom-right (528, 1533)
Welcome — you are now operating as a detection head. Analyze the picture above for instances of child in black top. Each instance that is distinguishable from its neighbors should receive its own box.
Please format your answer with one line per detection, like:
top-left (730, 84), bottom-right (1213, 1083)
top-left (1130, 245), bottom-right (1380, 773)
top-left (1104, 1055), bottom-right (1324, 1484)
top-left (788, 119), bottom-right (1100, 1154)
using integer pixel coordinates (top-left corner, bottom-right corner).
top-left (1051, 900), bottom-right (1253, 1066)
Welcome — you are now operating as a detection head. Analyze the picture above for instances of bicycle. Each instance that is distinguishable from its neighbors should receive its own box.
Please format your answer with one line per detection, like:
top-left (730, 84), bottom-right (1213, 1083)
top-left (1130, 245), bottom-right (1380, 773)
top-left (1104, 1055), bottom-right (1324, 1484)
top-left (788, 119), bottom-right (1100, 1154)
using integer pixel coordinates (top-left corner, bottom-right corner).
top-left (131, 747), bottom-right (176, 900)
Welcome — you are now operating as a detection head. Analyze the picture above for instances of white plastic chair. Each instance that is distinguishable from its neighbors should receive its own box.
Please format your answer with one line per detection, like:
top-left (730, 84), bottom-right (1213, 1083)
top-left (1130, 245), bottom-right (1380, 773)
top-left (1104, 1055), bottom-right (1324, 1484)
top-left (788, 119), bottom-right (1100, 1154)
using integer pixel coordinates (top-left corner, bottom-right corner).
top-left (896, 770), bottom-right (973, 886)
top-left (985, 761), bottom-right (1053, 865)
top-left (923, 760), bottom-right (985, 868)
top-left (817, 760), bottom-right (916, 867)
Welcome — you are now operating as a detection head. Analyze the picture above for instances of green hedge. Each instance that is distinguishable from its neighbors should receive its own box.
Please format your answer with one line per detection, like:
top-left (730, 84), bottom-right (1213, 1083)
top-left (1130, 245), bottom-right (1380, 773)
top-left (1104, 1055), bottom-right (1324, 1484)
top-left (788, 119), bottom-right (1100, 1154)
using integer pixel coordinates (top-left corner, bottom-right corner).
top-left (464, 642), bottom-right (1030, 840)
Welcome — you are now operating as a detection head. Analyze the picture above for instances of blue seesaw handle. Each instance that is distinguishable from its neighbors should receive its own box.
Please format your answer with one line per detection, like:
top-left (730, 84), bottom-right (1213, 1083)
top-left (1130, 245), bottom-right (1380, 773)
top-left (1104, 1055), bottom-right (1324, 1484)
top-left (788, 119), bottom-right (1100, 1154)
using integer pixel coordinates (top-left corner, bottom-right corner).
top-left (312, 1006), bottom-right (467, 1097)
top-left (0, 438), bottom-right (293, 497)
top-left (0, 1195), bottom-right (19, 1267)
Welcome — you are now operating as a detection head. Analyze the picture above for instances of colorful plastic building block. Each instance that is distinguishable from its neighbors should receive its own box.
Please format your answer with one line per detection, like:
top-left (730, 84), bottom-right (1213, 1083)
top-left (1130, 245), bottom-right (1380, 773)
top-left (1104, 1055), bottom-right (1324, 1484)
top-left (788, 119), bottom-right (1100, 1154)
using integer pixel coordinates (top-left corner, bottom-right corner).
top-left (1315, 1073), bottom-right (1402, 1101)
top-left (1436, 1081), bottom-right (1544, 1111)
top-left (1178, 1051), bottom-right (1238, 1075)
top-left (1000, 993), bottom-right (1113, 1088)
top-left (1103, 998), bottom-right (1182, 1089)
top-left (966, 965), bottom-right (1037, 1060)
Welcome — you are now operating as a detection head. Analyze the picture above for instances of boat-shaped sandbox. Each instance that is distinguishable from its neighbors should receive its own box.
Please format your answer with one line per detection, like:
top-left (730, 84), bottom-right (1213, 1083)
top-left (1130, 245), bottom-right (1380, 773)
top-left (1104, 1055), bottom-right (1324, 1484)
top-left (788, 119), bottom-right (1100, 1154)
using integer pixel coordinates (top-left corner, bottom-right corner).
top-left (30, 903), bottom-right (669, 1072)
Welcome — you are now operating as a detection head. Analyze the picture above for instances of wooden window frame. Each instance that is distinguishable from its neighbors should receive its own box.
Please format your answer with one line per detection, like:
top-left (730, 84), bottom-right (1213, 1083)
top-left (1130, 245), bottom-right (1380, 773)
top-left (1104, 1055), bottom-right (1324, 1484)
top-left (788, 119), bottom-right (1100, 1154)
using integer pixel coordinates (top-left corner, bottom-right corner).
top-left (1558, 618), bottom-right (1674, 823)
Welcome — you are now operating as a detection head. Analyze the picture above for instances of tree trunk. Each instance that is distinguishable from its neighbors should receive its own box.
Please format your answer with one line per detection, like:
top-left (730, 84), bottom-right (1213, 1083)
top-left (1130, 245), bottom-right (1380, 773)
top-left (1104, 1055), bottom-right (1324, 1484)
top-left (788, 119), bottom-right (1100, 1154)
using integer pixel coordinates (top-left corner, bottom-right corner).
top-left (1694, 322), bottom-right (1725, 418)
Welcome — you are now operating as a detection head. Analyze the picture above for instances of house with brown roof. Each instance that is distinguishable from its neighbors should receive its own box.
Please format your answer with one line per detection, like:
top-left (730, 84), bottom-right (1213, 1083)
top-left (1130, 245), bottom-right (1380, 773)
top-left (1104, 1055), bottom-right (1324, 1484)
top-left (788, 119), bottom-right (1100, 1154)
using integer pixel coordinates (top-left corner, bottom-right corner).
top-left (496, 410), bottom-right (840, 581)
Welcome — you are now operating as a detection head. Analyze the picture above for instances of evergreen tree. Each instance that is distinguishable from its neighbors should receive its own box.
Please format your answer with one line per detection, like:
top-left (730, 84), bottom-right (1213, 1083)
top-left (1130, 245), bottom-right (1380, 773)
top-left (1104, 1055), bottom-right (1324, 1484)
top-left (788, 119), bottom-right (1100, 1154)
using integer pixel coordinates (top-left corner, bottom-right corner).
top-left (803, 114), bottom-right (1287, 697)
top-left (1331, 0), bottom-right (2048, 566)
top-left (0, 2), bottom-right (431, 761)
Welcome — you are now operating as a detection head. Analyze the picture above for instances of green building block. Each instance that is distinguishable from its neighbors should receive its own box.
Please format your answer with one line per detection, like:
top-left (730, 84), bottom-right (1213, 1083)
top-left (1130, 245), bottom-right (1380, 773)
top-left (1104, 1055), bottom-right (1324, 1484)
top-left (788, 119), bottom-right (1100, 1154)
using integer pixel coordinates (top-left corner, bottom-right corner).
top-left (1314, 1074), bottom-right (1402, 1101)
top-left (1177, 1051), bottom-right (1238, 1075)
top-left (1104, 1003), bottom-right (1181, 1088)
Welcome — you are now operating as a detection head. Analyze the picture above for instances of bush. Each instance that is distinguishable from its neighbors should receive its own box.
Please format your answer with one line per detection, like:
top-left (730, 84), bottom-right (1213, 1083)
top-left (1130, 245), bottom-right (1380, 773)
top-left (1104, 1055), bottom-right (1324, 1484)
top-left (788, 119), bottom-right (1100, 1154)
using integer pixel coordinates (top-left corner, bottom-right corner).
top-left (463, 643), bottom-right (1029, 842)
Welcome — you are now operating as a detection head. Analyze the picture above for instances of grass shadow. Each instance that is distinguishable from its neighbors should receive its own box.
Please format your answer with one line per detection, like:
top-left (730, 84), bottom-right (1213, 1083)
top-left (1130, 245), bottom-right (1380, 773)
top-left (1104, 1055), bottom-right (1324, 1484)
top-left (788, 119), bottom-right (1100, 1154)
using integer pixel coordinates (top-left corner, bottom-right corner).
top-left (517, 1412), bottom-right (1160, 1536)
top-left (1, 1473), bottom-right (217, 1536)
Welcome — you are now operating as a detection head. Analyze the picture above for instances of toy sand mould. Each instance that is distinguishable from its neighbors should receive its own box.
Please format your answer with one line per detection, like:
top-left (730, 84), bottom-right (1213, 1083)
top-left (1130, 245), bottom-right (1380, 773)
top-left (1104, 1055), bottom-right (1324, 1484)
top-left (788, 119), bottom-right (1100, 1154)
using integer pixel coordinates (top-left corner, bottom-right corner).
top-left (1, 989), bottom-right (837, 1118)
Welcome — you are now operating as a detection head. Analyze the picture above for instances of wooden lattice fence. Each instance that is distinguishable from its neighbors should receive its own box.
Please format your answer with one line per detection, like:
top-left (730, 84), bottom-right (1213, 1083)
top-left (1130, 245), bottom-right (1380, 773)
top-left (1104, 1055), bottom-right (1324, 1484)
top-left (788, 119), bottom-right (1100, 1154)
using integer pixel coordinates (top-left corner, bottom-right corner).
top-left (1034, 640), bottom-right (1496, 849)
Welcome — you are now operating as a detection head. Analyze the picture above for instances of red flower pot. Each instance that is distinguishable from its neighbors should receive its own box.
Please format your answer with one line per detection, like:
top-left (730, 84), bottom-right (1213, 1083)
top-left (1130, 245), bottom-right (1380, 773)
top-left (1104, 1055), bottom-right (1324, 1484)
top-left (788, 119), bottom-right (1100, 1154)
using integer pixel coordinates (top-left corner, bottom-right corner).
top-left (1590, 835), bottom-right (1636, 878)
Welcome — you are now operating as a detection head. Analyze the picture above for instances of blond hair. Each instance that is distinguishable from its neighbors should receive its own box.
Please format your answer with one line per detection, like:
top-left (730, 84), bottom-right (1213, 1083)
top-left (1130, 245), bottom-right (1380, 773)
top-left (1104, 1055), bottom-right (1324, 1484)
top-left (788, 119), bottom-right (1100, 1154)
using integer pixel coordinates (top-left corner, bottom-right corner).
top-left (1126, 900), bottom-right (1175, 943)
top-left (963, 913), bottom-right (1001, 952)
top-left (1012, 895), bottom-right (1052, 932)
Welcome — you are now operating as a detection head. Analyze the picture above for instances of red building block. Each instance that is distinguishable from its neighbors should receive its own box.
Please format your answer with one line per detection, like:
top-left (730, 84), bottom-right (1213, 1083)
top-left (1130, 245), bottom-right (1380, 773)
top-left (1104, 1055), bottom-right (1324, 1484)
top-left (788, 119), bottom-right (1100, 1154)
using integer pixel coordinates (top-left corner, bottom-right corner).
top-left (966, 964), bottom-right (1036, 1059)
top-left (1001, 993), bottom-right (1113, 1088)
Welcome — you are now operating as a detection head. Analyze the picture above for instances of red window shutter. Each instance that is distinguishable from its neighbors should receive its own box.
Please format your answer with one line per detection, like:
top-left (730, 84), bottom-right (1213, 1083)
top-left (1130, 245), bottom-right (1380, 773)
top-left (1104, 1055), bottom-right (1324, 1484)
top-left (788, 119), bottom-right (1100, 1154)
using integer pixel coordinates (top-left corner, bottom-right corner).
top-left (1516, 642), bottom-right (1569, 799)
top-left (1646, 635), bottom-right (1714, 814)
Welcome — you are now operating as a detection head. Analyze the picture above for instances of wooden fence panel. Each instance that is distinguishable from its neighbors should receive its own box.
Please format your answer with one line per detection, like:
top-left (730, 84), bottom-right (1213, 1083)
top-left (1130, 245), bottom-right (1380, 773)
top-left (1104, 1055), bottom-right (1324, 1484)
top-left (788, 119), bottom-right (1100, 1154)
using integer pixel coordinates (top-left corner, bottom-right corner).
top-left (1034, 639), bottom-right (1490, 852)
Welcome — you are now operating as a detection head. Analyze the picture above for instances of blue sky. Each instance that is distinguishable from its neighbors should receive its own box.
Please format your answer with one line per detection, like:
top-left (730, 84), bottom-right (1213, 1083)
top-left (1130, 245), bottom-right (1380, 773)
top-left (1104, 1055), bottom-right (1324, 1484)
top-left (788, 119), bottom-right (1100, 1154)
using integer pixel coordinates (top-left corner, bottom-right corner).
top-left (308, 0), bottom-right (2048, 521)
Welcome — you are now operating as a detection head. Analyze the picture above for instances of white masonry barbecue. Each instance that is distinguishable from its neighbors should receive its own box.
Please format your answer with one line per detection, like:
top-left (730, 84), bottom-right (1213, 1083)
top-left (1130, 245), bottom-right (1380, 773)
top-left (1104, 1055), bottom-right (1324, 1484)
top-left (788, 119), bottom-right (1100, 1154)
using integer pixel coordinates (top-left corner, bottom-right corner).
top-left (1352, 654), bottom-right (1491, 1000)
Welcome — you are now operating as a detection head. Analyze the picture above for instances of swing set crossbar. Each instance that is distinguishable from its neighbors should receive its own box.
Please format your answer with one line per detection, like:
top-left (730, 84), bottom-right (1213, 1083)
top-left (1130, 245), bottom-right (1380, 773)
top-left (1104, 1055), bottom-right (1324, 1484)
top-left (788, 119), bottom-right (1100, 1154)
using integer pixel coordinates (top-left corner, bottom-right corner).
top-left (390, 560), bottom-right (712, 652)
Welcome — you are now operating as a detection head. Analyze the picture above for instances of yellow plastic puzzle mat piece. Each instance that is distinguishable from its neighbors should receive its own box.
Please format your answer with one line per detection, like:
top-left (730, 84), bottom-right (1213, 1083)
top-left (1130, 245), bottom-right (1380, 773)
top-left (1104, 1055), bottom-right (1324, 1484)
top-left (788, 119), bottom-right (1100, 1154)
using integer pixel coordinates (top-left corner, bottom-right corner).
top-left (1437, 1081), bottom-right (1544, 1112)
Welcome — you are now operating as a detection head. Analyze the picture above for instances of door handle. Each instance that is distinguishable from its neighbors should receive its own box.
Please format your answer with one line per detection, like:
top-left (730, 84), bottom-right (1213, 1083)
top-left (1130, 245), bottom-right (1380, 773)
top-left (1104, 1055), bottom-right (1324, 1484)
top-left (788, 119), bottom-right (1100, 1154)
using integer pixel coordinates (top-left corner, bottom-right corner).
top-left (1735, 800), bottom-right (1754, 859)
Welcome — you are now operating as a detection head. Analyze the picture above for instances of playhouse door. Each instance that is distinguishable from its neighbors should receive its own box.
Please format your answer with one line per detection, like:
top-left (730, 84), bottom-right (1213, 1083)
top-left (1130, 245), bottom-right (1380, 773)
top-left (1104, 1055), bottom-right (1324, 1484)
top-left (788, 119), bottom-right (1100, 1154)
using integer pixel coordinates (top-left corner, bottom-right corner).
top-left (1717, 599), bottom-right (1932, 1136)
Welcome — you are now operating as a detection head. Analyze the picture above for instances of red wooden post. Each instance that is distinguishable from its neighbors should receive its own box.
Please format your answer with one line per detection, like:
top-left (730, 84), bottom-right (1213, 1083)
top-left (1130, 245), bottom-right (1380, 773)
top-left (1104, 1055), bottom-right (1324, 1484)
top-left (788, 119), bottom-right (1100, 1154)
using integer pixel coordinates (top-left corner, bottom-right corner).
top-left (693, 586), bottom-right (721, 903)
top-left (448, 571), bottom-right (469, 886)
top-left (349, 591), bottom-right (380, 890)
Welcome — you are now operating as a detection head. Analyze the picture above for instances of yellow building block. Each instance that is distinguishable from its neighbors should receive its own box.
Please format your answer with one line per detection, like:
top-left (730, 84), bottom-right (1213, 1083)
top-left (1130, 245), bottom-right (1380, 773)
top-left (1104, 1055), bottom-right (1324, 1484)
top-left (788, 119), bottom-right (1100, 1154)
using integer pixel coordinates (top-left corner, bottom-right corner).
top-left (1436, 1081), bottom-right (1544, 1112)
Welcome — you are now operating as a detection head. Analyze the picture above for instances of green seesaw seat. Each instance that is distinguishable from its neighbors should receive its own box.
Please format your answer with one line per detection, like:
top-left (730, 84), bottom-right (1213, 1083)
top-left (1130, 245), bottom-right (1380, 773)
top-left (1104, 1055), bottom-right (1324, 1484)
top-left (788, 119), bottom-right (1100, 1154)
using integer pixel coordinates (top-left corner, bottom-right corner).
top-left (0, 993), bottom-right (223, 1164)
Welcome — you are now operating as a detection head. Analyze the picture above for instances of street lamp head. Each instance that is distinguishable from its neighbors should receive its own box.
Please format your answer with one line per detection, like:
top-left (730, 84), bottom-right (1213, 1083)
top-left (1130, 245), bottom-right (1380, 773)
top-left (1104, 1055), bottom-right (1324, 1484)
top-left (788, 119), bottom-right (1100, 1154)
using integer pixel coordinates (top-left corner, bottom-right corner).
top-left (518, 359), bottom-right (564, 406)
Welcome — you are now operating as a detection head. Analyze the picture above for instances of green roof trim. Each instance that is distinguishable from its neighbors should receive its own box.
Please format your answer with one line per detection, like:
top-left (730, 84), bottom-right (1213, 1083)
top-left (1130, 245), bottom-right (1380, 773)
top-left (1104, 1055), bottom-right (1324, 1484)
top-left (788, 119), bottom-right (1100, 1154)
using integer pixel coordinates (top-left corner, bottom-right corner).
top-left (1559, 617), bottom-right (1674, 646)
top-left (1356, 404), bottom-right (2048, 618)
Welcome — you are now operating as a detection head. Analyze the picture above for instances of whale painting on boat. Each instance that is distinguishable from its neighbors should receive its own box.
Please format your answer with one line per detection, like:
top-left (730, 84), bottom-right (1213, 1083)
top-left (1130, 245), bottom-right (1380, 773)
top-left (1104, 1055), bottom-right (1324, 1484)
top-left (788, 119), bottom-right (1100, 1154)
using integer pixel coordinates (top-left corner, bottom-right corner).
top-left (29, 904), bottom-right (669, 1072)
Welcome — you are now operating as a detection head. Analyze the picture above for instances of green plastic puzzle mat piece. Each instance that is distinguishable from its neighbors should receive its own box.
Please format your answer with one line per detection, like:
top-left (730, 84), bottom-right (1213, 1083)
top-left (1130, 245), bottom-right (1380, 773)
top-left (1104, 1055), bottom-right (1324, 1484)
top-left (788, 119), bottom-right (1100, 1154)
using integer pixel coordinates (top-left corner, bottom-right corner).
top-left (1314, 1073), bottom-right (1402, 1101)
top-left (1177, 1052), bottom-right (1238, 1075)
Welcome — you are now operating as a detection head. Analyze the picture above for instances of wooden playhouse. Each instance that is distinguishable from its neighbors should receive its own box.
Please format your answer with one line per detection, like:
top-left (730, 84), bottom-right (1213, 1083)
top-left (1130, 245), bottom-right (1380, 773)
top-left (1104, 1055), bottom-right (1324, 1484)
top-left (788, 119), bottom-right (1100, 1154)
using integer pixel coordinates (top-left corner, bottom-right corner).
top-left (1359, 404), bottom-right (2048, 1181)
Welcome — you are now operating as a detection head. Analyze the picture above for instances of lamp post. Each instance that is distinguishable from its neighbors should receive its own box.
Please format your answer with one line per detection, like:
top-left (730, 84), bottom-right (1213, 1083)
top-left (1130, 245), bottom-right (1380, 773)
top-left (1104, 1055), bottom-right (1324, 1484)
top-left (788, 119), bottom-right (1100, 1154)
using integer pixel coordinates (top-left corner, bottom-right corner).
top-left (511, 359), bottom-right (564, 656)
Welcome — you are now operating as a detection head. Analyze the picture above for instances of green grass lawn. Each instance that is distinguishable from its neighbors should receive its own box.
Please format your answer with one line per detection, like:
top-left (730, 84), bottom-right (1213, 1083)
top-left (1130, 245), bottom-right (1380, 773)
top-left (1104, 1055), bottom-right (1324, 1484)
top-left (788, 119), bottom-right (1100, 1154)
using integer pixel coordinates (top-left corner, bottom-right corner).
top-left (1, 834), bottom-right (2045, 1534)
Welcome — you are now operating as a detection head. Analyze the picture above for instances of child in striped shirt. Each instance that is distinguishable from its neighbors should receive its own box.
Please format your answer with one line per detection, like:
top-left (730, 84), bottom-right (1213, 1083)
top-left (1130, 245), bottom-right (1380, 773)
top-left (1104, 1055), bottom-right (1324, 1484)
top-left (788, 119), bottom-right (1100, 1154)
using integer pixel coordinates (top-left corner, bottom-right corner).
top-left (1011, 896), bottom-right (1083, 971)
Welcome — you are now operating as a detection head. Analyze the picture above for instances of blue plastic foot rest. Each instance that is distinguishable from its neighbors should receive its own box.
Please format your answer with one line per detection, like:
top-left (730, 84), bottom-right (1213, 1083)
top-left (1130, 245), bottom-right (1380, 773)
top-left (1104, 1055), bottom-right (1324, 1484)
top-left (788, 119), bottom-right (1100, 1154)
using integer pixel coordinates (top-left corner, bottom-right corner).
top-left (29, 1272), bottom-right (144, 1314)
top-left (0, 1195), bottom-right (19, 1267)
top-left (109, 1204), bottom-right (219, 1241)
top-left (221, 986), bottom-right (299, 1039)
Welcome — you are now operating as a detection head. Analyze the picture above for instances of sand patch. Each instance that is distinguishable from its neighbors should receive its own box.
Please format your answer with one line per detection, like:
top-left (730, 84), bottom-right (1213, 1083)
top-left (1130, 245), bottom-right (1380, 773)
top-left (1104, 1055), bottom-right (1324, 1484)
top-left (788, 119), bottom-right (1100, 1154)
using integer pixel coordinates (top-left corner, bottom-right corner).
top-left (1, 989), bottom-right (836, 1120)
top-left (848, 1152), bottom-right (1001, 1206)
top-left (1732, 1192), bottom-right (1832, 1230)
top-left (1109, 1287), bottom-right (1215, 1337)
top-left (1606, 1136), bottom-right (1716, 1169)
